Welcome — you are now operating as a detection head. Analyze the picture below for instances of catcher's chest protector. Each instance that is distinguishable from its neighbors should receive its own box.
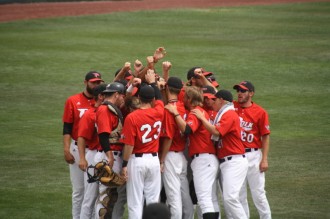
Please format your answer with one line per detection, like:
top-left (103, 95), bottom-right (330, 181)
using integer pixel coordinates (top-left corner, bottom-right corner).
top-left (104, 102), bottom-right (123, 145)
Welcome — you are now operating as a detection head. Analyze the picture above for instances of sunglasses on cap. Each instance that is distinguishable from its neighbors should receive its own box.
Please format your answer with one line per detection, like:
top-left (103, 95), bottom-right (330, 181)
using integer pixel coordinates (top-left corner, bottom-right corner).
top-left (237, 88), bottom-right (248, 93)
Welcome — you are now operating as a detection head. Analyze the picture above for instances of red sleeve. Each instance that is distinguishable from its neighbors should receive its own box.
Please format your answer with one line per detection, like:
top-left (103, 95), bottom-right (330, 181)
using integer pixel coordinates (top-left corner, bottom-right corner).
top-left (186, 112), bottom-right (201, 133)
top-left (258, 110), bottom-right (270, 136)
top-left (120, 114), bottom-right (136, 146)
top-left (62, 98), bottom-right (74, 123)
top-left (96, 106), bottom-right (114, 134)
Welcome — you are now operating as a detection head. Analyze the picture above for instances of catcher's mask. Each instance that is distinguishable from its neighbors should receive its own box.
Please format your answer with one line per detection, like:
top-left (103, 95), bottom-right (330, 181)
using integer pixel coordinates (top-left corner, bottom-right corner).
top-left (87, 160), bottom-right (108, 183)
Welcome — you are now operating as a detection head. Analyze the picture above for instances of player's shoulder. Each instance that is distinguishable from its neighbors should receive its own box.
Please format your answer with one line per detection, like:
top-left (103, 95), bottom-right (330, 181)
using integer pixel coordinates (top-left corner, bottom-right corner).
top-left (251, 102), bottom-right (268, 113)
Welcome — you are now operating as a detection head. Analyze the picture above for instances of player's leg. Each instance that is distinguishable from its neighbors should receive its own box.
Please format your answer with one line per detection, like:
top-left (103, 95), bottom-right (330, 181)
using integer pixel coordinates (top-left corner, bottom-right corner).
top-left (221, 155), bottom-right (248, 219)
top-left (126, 155), bottom-right (145, 219)
top-left (80, 149), bottom-right (99, 219)
top-left (163, 152), bottom-right (183, 219)
top-left (69, 140), bottom-right (84, 219)
top-left (247, 150), bottom-right (271, 219)
top-left (144, 154), bottom-right (161, 205)
top-left (112, 152), bottom-right (127, 219)
top-left (239, 178), bottom-right (250, 218)
top-left (180, 153), bottom-right (194, 219)
top-left (191, 154), bottom-right (220, 216)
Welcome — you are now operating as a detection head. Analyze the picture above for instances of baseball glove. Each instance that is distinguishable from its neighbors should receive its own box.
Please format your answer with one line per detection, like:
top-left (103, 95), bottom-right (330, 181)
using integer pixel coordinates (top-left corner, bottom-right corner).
top-left (87, 161), bottom-right (126, 187)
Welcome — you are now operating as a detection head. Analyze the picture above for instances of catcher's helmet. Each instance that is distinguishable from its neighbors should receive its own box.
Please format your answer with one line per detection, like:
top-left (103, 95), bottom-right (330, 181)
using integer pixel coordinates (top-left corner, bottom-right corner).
top-left (102, 82), bottom-right (126, 94)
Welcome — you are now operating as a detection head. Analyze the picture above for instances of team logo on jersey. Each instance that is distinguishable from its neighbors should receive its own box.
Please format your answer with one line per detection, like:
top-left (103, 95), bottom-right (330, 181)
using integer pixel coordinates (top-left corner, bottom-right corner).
top-left (187, 121), bottom-right (193, 126)
top-left (265, 125), bottom-right (270, 131)
top-left (120, 134), bottom-right (125, 139)
top-left (239, 117), bottom-right (253, 131)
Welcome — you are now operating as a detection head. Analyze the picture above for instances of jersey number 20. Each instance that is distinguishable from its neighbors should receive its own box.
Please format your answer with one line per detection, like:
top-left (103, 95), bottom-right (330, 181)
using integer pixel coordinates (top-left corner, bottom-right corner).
top-left (141, 121), bottom-right (162, 143)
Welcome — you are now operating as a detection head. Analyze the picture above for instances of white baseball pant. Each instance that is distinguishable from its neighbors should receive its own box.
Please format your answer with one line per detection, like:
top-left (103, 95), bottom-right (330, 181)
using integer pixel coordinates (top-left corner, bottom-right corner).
top-left (163, 151), bottom-right (194, 219)
top-left (80, 149), bottom-right (98, 219)
top-left (126, 153), bottom-right (161, 219)
top-left (240, 149), bottom-right (271, 219)
top-left (69, 140), bottom-right (85, 219)
top-left (220, 154), bottom-right (248, 219)
top-left (191, 153), bottom-right (220, 215)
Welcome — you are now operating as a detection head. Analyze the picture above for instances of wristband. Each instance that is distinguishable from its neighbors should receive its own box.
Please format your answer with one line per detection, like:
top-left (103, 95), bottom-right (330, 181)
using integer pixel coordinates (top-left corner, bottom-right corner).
top-left (174, 114), bottom-right (180, 118)
top-left (126, 84), bottom-right (134, 93)
top-left (122, 160), bottom-right (128, 168)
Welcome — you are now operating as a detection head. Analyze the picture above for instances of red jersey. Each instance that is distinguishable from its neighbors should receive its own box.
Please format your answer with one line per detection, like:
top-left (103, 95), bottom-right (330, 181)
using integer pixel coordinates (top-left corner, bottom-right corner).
top-left (96, 104), bottom-right (122, 151)
top-left (234, 101), bottom-right (270, 149)
top-left (62, 92), bottom-right (95, 141)
top-left (186, 106), bottom-right (216, 157)
top-left (161, 101), bottom-right (187, 152)
top-left (78, 107), bottom-right (102, 151)
top-left (214, 110), bottom-right (245, 158)
top-left (120, 100), bottom-right (164, 154)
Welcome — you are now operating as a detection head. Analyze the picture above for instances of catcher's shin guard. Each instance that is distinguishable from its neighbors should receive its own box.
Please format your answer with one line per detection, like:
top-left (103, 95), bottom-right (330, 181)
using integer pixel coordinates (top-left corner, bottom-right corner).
top-left (98, 187), bottom-right (118, 219)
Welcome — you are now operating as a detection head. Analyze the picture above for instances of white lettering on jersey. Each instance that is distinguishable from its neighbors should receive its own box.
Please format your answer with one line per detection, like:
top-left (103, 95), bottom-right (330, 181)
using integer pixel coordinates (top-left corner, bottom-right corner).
top-left (239, 117), bottom-right (253, 131)
top-left (78, 109), bottom-right (88, 118)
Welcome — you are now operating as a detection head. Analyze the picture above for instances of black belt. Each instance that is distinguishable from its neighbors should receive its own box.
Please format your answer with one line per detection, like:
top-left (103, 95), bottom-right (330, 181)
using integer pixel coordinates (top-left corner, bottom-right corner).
top-left (170, 151), bottom-right (180, 153)
top-left (220, 154), bottom-right (245, 164)
top-left (191, 153), bottom-right (212, 160)
top-left (134, 152), bottom-right (157, 157)
top-left (97, 150), bottom-right (103, 152)
top-left (245, 148), bottom-right (259, 152)
top-left (113, 151), bottom-right (122, 156)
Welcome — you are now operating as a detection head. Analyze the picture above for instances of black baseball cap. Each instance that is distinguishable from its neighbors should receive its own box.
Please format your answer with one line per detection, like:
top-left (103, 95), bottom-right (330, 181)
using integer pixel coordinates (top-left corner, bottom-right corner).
top-left (202, 85), bottom-right (216, 99)
top-left (233, 81), bottom-right (255, 92)
top-left (92, 84), bottom-right (107, 97)
top-left (139, 85), bottom-right (155, 100)
top-left (167, 77), bottom-right (183, 89)
top-left (102, 82), bottom-right (126, 94)
top-left (215, 90), bottom-right (233, 102)
top-left (85, 71), bottom-right (104, 82)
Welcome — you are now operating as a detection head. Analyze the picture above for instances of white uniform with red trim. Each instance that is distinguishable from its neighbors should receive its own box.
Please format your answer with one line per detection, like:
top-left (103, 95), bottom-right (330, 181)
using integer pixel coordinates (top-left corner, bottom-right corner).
top-left (161, 101), bottom-right (194, 219)
top-left (186, 106), bottom-right (220, 216)
top-left (214, 103), bottom-right (248, 219)
top-left (234, 101), bottom-right (271, 219)
top-left (120, 100), bottom-right (164, 219)
top-left (62, 92), bottom-right (95, 219)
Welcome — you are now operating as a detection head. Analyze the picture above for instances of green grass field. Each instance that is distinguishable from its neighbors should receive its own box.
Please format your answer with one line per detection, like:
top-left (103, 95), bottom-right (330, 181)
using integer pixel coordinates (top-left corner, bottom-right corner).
top-left (0, 2), bottom-right (330, 218)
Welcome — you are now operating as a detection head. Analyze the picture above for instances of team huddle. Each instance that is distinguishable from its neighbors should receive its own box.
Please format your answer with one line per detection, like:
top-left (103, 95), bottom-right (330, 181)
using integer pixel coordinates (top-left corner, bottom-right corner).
top-left (62, 47), bottom-right (271, 219)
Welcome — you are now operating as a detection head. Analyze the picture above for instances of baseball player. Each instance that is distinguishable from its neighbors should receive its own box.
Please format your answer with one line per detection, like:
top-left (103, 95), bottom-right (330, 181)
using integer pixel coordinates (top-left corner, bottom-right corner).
top-left (120, 71), bottom-right (164, 219)
top-left (77, 83), bottom-right (107, 219)
top-left (95, 82), bottom-right (127, 219)
top-left (62, 71), bottom-right (103, 219)
top-left (202, 85), bottom-right (217, 123)
top-left (192, 89), bottom-right (248, 219)
top-left (233, 81), bottom-right (271, 219)
top-left (165, 86), bottom-right (220, 219)
top-left (159, 76), bottom-right (194, 219)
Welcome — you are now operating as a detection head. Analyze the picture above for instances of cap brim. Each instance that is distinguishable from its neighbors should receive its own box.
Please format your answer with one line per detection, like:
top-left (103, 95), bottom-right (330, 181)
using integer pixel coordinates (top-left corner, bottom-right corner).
top-left (203, 93), bottom-right (216, 99)
top-left (125, 75), bottom-right (133, 81)
top-left (233, 84), bottom-right (248, 91)
top-left (203, 72), bottom-right (213, 76)
top-left (212, 81), bottom-right (219, 88)
top-left (89, 78), bottom-right (104, 82)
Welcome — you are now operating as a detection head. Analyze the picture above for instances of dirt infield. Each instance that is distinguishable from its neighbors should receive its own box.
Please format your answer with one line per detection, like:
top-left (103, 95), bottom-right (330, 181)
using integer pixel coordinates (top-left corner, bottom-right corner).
top-left (0, 0), bottom-right (329, 23)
